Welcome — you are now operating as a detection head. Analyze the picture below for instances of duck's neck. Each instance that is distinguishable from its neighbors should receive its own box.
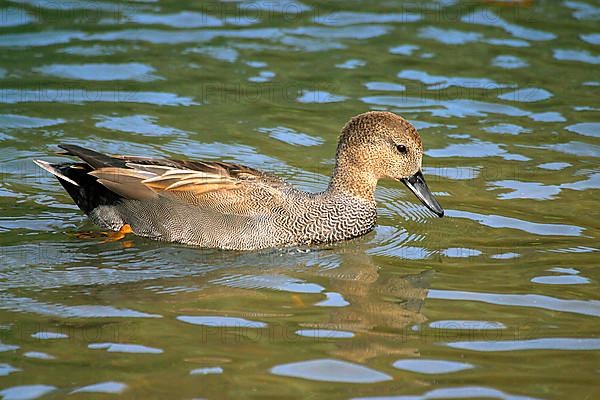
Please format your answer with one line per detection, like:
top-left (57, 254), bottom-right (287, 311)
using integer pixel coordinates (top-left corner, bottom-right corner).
top-left (326, 158), bottom-right (378, 203)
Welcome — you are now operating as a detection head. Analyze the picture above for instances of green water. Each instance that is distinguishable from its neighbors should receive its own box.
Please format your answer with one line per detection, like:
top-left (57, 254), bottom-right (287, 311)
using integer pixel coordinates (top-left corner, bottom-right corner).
top-left (1, 0), bottom-right (599, 398)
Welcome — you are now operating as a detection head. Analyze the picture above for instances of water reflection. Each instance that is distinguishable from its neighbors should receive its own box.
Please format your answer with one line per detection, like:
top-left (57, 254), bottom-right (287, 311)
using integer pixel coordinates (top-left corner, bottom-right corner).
top-left (418, 26), bottom-right (530, 47)
top-left (461, 9), bottom-right (556, 41)
top-left (0, 89), bottom-right (196, 106)
top-left (0, 114), bottom-right (65, 129)
top-left (362, 96), bottom-right (530, 118)
top-left (271, 358), bottom-right (392, 383)
top-left (34, 63), bottom-right (162, 82)
top-left (553, 49), bottom-right (600, 64)
top-left (0, 293), bottom-right (162, 318)
top-left (397, 69), bottom-right (515, 90)
top-left (177, 316), bottom-right (268, 328)
top-left (30, 332), bottom-right (68, 340)
top-left (0, 385), bottom-right (56, 400)
top-left (491, 55), bottom-right (529, 69)
top-left (565, 122), bottom-right (600, 137)
top-left (354, 386), bottom-right (542, 400)
top-left (23, 351), bottom-right (55, 360)
top-left (447, 338), bottom-right (600, 352)
top-left (71, 382), bottom-right (127, 394)
top-left (497, 88), bottom-right (553, 102)
top-left (429, 289), bottom-right (600, 317)
top-left (0, 364), bottom-right (21, 376)
top-left (190, 367), bottom-right (223, 375)
top-left (392, 359), bottom-right (473, 374)
top-left (445, 209), bottom-right (583, 236)
top-left (564, 1), bottom-right (600, 20)
top-left (295, 329), bottom-right (355, 339)
top-left (96, 115), bottom-right (188, 137)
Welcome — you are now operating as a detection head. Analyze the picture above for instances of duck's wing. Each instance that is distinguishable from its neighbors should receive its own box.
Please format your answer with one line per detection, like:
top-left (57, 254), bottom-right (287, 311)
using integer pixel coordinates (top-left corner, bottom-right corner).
top-left (59, 144), bottom-right (288, 215)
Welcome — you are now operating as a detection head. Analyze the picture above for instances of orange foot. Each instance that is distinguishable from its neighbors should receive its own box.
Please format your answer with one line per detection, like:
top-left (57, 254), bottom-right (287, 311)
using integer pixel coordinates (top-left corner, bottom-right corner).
top-left (100, 224), bottom-right (134, 243)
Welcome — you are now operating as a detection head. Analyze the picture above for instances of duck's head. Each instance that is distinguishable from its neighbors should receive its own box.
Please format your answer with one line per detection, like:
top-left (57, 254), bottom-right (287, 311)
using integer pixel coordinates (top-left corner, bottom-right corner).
top-left (333, 111), bottom-right (444, 217)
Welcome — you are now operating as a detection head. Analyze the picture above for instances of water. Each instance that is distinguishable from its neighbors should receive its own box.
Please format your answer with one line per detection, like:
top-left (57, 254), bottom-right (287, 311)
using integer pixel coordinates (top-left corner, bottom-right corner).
top-left (0, 0), bottom-right (599, 398)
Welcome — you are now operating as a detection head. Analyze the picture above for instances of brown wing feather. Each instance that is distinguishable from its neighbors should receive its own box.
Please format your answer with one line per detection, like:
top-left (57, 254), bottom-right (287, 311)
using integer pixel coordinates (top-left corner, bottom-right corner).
top-left (89, 157), bottom-right (287, 214)
top-left (89, 167), bottom-right (158, 200)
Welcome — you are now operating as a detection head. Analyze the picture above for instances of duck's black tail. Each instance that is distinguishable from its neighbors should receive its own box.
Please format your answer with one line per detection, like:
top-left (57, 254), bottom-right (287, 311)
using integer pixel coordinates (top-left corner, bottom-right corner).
top-left (57, 144), bottom-right (128, 169)
top-left (34, 144), bottom-right (125, 214)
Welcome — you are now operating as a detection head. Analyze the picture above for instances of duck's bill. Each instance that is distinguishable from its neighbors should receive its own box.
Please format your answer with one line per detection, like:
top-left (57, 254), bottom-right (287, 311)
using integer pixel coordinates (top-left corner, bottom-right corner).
top-left (400, 170), bottom-right (444, 217)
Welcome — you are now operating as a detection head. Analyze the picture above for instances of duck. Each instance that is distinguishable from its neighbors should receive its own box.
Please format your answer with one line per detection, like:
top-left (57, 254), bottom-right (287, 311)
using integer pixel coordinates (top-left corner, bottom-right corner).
top-left (34, 111), bottom-right (444, 250)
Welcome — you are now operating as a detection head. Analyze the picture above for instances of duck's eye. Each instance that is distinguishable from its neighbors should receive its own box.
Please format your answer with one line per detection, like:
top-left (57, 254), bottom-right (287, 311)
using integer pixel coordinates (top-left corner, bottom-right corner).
top-left (396, 144), bottom-right (407, 154)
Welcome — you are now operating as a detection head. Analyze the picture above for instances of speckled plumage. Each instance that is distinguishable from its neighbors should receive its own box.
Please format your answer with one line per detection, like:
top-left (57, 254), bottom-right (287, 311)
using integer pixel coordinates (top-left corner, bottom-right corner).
top-left (34, 111), bottom-right (442, 250)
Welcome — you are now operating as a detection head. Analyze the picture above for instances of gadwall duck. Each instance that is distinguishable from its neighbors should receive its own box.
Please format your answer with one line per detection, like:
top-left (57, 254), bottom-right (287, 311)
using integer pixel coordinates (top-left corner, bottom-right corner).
top-left (34, 111), bottom-right (443, 250)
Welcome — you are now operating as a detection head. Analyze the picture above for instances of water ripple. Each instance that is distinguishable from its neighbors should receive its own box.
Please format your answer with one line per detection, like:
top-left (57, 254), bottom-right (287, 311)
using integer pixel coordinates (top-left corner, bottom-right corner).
top-left (461, 9), bottom-right (556, 41)
top-left (133, 11), bottom-right (226, 28)
top-left (446, 209), bottom-right (583, 236)
top-left (270, 358), bottom-right (392, 383)
top-left (257, 126), bottom-right (323, 146)
top-left (531, 275), bottom-right (590, 285)
top-left (190, 367), bottom-right (223, 375)
top-left (89, 343), bottom-right (163, 354)
top-left (553, 49), bottom-right (600, 64)
top-left (0, 385), bottom-right (56, 400)
top-left (71, 381), bottom-right (127, 394)
top-left (0, 89), bottom-right (196, 106)
top-left (0, 364), bottom-right (20, 376)
top-left (96, 115), bottom-right (188, 137)
top-left (563, 1), bottom-right (600, 21)
top-left (491, 55), bottom-right (529, 69)
top-left (565, 123), bottom-right (600, 138)
top-left (447, 338), bottom-right (600, 352)
top-left (34, 63), bottom-right (162, 82)
top-left (0, 7), bottom-right (34, 27)
top-left (428, 289), bottom-right (600, 317)
top-left (362, 96), bottom-right (530, 118)
top-left (0, 114), bottom-right (65, 129)
top-left (392, 359), bottom-right (474, 374)
top-left (0, 293), bottom-right (162, 318)
top-left (354, 386), bottom-right (541, 400)
top-left (313, 11), bottom-right (420, 26)
top-left (418, 26), bottom-right (530, 47)
top-left (498, 88), bottom-right (553, 102)
top-left (542, 141), bottom-right (600, 157)
top-left (210, 274), bottom-right (324, 293)
top-left (398, 69), bottom-right (515, 90)
top-left (295, 329), bottom-right (354, 339)
top-left (177, 316), bottom-right (267, 328)
top-left (0, 30), bottom-right (86, 47)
